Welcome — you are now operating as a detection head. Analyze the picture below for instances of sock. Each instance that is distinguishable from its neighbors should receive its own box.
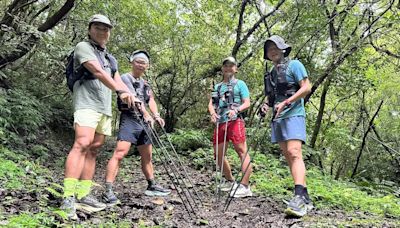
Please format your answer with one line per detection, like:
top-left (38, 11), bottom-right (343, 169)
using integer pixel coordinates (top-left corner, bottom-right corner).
top-left (105, 182), bottom-right (113, 191)
top-left (76, 180), bottom-right (92, 200)
top-left (147, 179), bottom-right (156, 187)
top-left (63, 178), bottom-right (78, 198)
top-left (303, 187), bottom-right (310, 201)
top-left (294, 184), bottom-right (305, 196)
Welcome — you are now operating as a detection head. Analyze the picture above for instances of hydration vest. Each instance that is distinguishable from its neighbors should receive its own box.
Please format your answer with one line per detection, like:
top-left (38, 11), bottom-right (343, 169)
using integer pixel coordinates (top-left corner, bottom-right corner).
top-left (117, 76), bottom-right (151, 112)
top-left (212, 79), bottom-right (239, 108)
top-left (264, 60), bottom-right (299, 107)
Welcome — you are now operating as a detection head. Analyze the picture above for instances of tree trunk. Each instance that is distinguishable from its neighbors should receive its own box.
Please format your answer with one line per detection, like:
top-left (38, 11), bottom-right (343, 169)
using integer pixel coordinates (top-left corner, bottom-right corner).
top-left (351, 100), bottom-right (384, 178)
top-left (310, 78), bottom-right (331, 148)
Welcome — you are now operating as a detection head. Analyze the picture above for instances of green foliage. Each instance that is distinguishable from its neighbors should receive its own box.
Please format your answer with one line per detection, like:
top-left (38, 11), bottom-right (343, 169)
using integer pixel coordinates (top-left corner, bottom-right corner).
top-left (169, 129), bottom-right (210, 152)
top-left (253, 152), bottom-right (400, 218)
top-left (0, 89), bottom-right (49, 147)
top-left (0, 157), bottom-right (25, 189)
top-left (189, 148), bottom-right (214, 170)
top-left (0, 146), bottom-right (53, 191)
top-left (6, 212), bottom-right (59, 228)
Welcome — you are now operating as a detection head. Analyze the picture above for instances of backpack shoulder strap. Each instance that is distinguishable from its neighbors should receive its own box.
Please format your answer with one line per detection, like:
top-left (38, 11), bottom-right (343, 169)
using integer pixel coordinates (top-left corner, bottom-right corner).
top-left (229, 79), bottom-right (239, 100)
top-left (216, 82), bottom-right (223, 96)
top-left (105, 53), bottom-right (118, 77)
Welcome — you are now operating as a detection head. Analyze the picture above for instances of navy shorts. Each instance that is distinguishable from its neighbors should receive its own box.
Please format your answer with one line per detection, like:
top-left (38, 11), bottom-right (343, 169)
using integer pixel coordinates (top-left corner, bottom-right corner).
top-left (117, 113), bottom-right (151, 146)
top-left (271, 116), bottom-right (306, 144)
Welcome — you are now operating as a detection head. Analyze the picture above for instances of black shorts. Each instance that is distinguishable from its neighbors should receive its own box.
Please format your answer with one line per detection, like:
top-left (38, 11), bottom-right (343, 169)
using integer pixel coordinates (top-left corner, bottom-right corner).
top-left (117, 112), bottom-right (151, 146)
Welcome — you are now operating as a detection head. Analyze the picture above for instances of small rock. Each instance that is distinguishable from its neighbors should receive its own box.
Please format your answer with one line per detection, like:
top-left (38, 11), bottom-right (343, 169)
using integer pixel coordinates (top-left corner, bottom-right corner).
top-left (151, 197), bottom-right (165, 205)
top-left (91, 218), bottom-right (101, 225)
top-left (239, 208), bottom-right (250, 216)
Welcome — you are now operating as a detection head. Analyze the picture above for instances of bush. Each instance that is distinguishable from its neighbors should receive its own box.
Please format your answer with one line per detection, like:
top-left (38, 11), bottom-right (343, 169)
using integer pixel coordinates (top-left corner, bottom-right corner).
top-left (169, 129), bottom-right (211, 152)
top-left (0, 89), bottom-right (49, 147)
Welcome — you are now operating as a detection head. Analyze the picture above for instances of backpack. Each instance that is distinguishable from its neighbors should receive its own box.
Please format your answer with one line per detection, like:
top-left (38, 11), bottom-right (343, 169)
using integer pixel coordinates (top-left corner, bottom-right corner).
top-left (65, 42), bottom-right (118, 92)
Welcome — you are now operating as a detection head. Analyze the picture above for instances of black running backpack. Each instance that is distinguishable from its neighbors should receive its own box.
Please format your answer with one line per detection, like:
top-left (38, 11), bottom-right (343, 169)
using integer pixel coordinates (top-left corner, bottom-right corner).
top-left (65, 43), bottom-right (118, 92)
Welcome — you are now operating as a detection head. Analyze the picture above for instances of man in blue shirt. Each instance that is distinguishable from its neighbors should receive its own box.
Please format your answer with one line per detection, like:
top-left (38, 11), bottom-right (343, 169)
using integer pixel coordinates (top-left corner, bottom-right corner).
top-left (260, 35), bottom-right (313, 217)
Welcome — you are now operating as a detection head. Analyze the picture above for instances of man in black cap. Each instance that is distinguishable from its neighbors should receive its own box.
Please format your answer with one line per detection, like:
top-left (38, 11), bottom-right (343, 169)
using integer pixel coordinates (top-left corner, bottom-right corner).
top-left (61, 14), bottom-right (137, 220)
top-left (260, 35), bottom-right (313, 217)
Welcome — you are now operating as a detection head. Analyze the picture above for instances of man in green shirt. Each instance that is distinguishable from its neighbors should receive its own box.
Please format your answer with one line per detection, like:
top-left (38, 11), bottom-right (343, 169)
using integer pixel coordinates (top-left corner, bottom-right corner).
top-left (60, 14), bottom-right (142, 220)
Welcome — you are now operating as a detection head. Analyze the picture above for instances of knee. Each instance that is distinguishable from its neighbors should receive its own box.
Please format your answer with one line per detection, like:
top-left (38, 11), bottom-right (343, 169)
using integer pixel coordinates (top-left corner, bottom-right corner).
top-left (113, 148), bottom-right (128, 161)
top-left (234, 146), bottom-right (247, 159)
top-left (90, 141), bottom-right (103, 152)
top-left (286, 147), bottom-right (303, 161)
top-left (72, 139), bottom-right (92, 153)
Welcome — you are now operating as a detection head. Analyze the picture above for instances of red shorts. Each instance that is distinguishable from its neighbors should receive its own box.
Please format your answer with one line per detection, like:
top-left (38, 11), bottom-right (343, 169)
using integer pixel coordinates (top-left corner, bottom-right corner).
top-left (213, 118), bottom-right (246, 146)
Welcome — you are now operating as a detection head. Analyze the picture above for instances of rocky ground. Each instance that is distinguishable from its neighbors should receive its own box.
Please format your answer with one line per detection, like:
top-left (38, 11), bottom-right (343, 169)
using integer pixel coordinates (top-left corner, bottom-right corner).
top-left (1, 139), bottom-right (399, 227)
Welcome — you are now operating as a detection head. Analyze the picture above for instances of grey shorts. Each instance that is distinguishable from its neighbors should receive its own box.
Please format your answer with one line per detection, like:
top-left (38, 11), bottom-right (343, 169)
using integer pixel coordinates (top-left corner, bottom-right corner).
top-left (117, 113), bottom-right (151, 146)
top-left (271, 116), bottom-right (306, 144)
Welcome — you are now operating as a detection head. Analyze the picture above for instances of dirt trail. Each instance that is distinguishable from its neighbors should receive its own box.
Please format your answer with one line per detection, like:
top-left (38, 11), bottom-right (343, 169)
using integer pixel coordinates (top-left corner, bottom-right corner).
top-left (1, 140), bottom-right (398, 227)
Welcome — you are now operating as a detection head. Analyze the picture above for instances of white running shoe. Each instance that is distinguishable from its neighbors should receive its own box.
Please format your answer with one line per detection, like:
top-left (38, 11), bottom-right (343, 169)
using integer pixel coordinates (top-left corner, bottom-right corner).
top-left (220, 181), bottom-right (238, 192)
top-left (229, 183), bottom-right (253, 198)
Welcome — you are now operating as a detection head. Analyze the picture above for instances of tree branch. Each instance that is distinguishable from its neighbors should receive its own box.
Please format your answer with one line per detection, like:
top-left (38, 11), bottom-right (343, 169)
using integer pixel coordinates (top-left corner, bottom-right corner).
top-left (232, 0), bottom-right (286, 56)
top-left (37, 0), bottom-right (75, 32)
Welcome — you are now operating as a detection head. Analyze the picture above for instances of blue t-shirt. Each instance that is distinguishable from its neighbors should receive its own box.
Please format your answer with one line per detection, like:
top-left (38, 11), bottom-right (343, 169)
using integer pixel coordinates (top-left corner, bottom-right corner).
top-left (272, 60), bottom-right (308, 120)
top-left (213, 79), bottom-right (250, 123)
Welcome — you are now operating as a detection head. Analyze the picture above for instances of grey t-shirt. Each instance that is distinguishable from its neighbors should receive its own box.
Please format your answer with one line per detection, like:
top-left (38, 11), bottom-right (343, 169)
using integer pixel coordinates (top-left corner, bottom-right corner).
top-left (120, 73), bottom-right (152, 104)
top-left (72, 41), bottom-right (113, 116)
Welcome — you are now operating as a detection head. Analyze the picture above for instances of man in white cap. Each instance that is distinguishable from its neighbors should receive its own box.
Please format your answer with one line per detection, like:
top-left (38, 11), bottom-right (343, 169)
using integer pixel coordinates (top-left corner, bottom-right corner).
top-left (260, 35), bottom-right (312, 217)
top-left (208, 56), bottom-right (253, 198)
top-left (102, 50), bottom-right (171, 206)
top-left (61, 14), bottom-right (138, 220)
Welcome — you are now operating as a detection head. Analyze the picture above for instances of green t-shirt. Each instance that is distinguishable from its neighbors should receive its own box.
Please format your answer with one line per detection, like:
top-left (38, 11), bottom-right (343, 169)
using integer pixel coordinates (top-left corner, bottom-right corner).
top-left (72, 41), bottom-right (113, 116)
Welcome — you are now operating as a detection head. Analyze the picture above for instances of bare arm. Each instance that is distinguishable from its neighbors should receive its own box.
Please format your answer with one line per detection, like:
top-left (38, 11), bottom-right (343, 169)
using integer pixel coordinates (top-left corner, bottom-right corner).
top-left (83, 60), bottom-right (127, 92)
top-left (113, 71), bottom-right (132, 93)
top-left (148, 97), bottom-right (159, 115)
top-left (286, 78), bottom-right (312, 103)
top-left (237, 98), bottom-right (250, 112)
top-left (208, 98), bottom-right (217, 115)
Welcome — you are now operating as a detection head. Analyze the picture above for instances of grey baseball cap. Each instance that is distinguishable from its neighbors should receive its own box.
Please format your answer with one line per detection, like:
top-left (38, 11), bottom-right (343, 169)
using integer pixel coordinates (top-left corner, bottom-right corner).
top-left (263, 35), bottom-right (291, 60)
top-left (89, 14), bottom-right (113, 28)
top-left (222, 56), bottom-right (237, 65)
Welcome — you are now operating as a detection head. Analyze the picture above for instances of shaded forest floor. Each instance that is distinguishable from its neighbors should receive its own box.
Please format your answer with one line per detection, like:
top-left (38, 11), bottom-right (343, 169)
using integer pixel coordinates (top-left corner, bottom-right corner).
top-left (1, 137), bottom-right (400, 228)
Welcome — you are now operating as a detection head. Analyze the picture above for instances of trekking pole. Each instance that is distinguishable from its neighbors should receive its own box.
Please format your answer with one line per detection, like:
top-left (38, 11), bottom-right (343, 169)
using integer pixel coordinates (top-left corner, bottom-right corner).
top-left (213, 120), bottom-right (220, 202)
top-left (216, 117), bottom-right (229, 203)
top-left (159, 126), bottom-right (203, 206)
top-left (223, 114), bottom-right (269, 212)
top-left (150, 127), bottom-right (200, 210)
top-left (132, 103), bottom-right (195, 218)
